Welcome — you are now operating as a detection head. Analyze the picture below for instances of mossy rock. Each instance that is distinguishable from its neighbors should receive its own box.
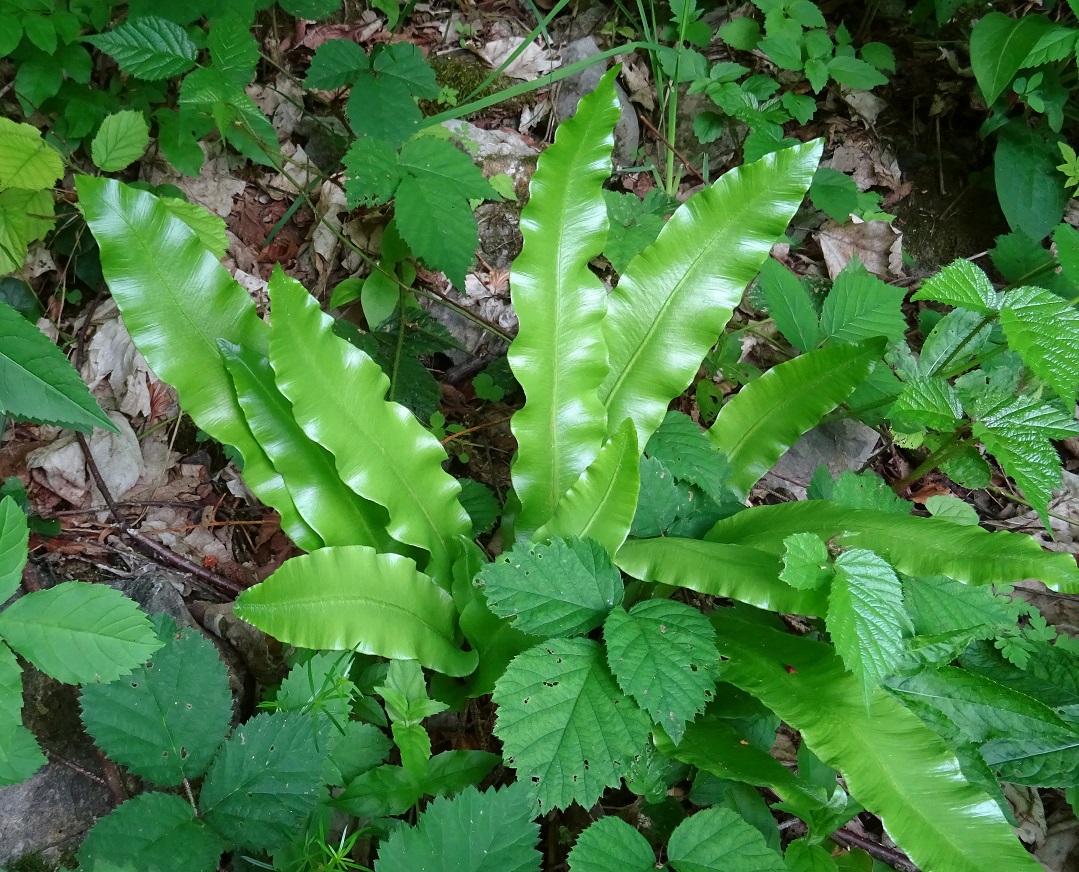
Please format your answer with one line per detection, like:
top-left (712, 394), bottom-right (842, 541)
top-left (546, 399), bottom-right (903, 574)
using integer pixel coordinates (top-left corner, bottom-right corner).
top-left (421, 53), bottom-right (536, 119)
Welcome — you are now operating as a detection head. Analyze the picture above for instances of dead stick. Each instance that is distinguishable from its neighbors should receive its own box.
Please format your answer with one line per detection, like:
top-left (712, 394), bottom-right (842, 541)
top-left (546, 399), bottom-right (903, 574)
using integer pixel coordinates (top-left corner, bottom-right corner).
top-left (74, 434), bottom-right (243, 598)
top-left (831, 827), bottom-right (919, 872)
top-left (638, 113), bottom-right (708, 185)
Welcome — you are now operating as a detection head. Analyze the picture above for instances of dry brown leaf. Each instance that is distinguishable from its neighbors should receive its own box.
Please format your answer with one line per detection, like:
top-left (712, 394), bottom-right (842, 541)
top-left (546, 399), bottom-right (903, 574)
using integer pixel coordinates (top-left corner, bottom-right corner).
top-left (818, 217), bottom-right (904, 280)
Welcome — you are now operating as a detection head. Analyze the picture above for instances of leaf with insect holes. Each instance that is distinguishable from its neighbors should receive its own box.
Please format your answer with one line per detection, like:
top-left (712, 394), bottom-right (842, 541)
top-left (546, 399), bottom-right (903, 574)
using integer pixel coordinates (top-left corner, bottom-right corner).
top-left (198, 711), bottom-right (324, 851)
top-left (91, 110), bottom-right (150, 172)
top-left (79, 617), bottom-right (232, 786)
top-left (971, 393), bottom-right (1079, 526)
top-left (644, 411), bottom-right (733, 505)
top-left (87, 15), bottom-right (198, 80)
top-left (78, 792), bottom-right (224, 872)
top-left (493, 637), bottom-right (649, 812)
top-left (999, 285), bottom-right (1079, 402)
top-left (477, 537), bottom-right (623, 638)
top-left (603, 599), bottom-right (719, 743)
top-left (827, 549), bottom-right (911, 700)
top-left (373, 783), bottom-right (541, 872)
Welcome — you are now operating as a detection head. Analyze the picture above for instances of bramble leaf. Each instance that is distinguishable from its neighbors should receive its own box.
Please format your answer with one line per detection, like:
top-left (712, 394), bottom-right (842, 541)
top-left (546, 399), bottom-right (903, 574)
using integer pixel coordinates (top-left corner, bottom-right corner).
top-left (889, 376), bottom-right (963, 432)
top-left (568, 816), bottom-right (655, 872)
top-left (305, 39), bottom-right (369, 90)
top-left (644, 411), bottom-right (732, 505)
top-left (478, 537), bottom-right (623, 638)
top-left (780, 533), bottom-right (833, 591)
top-left (198, 711), bottom-right (324, 851)
top-left (667, 807), bottom-right (787, 872)
top-left (999, 284), bottom-right (1079, 402)
top-left (0, 582), bottom-right (161, 685)
top-left (827, 549), bottom-right (910, 699)
top-left (0, 300), bottom-right (118, 434)
top-left (78, 792), bottom-right (224, 872)
top-left (87, 16), bottom-right (198, 80)
top-left (759, 258), bottom-right (821, 352)
top-left (79, 620), bottom-right (232, 785)
top-left (603, 599), bottom-right (719, 743)
top-left (819, 259), bottom-right (906, 345)
top-left (911, 259), bottom-right (1000, 314)
top-left (0, 496), bottom-right (28, 603)
top-left (493, 638), bottom-right (649, 811)
top-left (373, 783), bottom-right (541, 872)
top-left (0, 118), bottom-right (64, 190)
top-left (0, 643), bottom-right (45, 786)
top-left (208, 14), bottom-right (259, 88)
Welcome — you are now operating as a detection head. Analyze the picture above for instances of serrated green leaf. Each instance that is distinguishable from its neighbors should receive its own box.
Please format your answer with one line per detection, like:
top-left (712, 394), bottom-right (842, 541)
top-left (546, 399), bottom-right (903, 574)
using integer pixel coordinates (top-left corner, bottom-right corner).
top-left (535, 420), bottom-right (640, 555)
top-left (394, 136), bottom-right (496, 288)
top-left (630, 456), bottom-right (696, 538)
top-left (962, 639), bottom-right (1079, 711)
top-left (0, 582), bottom-right (161, 685)
top-left (713, 612), bottom-right (1043, 872)
top-left (478, 537), bottom-right (623, 638)
top-left (603, 190), bottom-right (669, 275)
top-left (819, 260), bottom-right (906, 345)
top-left (708, 339), bottom-right (884, 500)
top-left (645, 411), bottom-right (732, 505)
top-left (705, 500), bottom-right (1079, 592)
top-left (219, 340), bottom-right (397, 553)
top-left (616, 537), bottom-right (829, 615)
top-left (0, 187), bottom-right (54, 273)
top-left (457, 479), bottom-right (500, 537)
top-left (0, 119), bottom-right (64, 190)
top-left (327, 721), bottom-right (393, 785)
top-left (0, 715), bottom-right (46, 787)
top-left (0, 496), bottom-right (28, 603)
top-left (236, 546), bottom-right (478, 677)
top-left (830, 470), bottom-right (911, 515)
top-left (79, 623), bottom-right (232, 785)
top-left (86, 15), bottom-right (198, 80)
top-left (0, 300), bottom-right (118, 434)
top-left (493, 638), bottom-right (650, 811)
top-left (970, 12), bottom-right (1055, 105)
top-left (78, 792), bottom-right (224, 872)
top-left (827, 549), bottom-right (910, 700)
top-left (890, 376), bottom-right (963, 431)
top-left (972, 393), bottom-right (1079, 526)
top-left (995, 123), bottom-right (1067, 241)
top-left (0, 640), bottom-right (20, 722)
top-left (780, 533), bottom-right (833, 591)
top-left (603, 600), bottom-right (719, 743)
top-left (759, 258), bottom-right (822, 352)
top-left (999, 284), bottom-right (1079, 402)
top-left (267, 270), bottom-right (469, 581)
top-left (345, 43), bottom-right (438, 147)
top-left (809, 167), bottom-right (860, 223)
top-left (904, 575), bottom-right (1017, 639)
top-left (889, 666), bottom-right (1079, 786)
top-left (91, 110), bottom-right (150, 172)
top-left (373, 783), bottom-right (541, 872)
top-left (911, 259), bottom-right (1000, 314)
top-left (568, 816), bottom-right (655, 872)
top-left (991, 230), bottom-right (1058, 287)
top-left (667, 806), bottom-right (787, 872)
top-left (208, 14), bottom-right (259, 88)
top-left (77, 178), bottom-right (320, 551)
top-left (509, 69), bottom-right (619, 538)
top-left (199, 711), bottom-right (323, 851)
top-left (342, 136), bottom-right (401, 206)
top-left (601, 140), bottom-right (822, 452)
top-left (306, 39), bottom-right (369, 89)
top-left (785, 840), bottom-right (839, 872)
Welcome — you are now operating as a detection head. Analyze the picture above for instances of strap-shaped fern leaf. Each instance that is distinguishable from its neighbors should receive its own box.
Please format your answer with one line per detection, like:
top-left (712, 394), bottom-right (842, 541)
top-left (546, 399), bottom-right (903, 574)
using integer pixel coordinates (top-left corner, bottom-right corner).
top-left (236, 546), bottom-right (478, 677)
top-left (219, 341), bottom-right (403, 554)
top-left (706, 501), bottom-right (1079, 592)
top-left (77, 177), bottom-right (319, 550)
top-left (713, 612), bottom-right (1043, 872)
top-left (267, 270), bottom-right (469, 583)
top-left (599, 140), bottom-right (823, 452)
top-left (509, 67), bottom-right (621, 539)
top-left (708, 338), bottom-right (885, 500)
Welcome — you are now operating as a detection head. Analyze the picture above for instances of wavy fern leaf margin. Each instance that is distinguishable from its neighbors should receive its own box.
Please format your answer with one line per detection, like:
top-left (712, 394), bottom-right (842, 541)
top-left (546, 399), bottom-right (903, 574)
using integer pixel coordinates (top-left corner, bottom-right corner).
top-left (508, 67), bottom-right (621, 539)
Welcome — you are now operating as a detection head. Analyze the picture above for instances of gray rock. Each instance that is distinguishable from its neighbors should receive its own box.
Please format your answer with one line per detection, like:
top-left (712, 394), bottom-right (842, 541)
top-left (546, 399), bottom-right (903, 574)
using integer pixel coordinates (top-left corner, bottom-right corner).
top-left (108, 568), bottom-right (196, 630)
top-left (553, 37), bottom-right (640, 167)
top-left (758, 419), bottom-right (882, 500)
